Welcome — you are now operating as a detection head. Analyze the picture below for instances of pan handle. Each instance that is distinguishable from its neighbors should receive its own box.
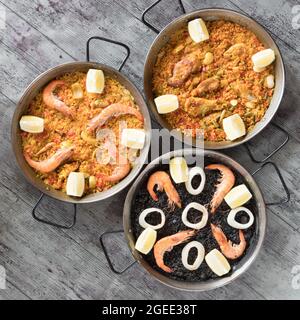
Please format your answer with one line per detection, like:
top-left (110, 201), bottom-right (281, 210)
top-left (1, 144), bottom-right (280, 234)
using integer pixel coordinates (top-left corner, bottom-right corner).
top-left (251, 162), bottom-right (290, 206)
top-left (86, 36), bottom-right (130, 71)
top-left (99, 230), bottom-right (136, 274)
top-left (141, 0), bottom-right (186, 33)
top-left (31, 193), bottom-right (77, 229)
top-left (244, 122), bottom-right (289, 163)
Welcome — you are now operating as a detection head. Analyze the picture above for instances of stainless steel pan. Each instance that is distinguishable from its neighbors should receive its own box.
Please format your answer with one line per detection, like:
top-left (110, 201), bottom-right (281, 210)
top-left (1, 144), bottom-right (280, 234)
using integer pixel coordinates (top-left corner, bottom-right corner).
top-left (11, 37), bottom-right (152, 207)
top-left (143, 5), bottom-right (285, 149)
top-left (123, 148), bottom-right (265, 291)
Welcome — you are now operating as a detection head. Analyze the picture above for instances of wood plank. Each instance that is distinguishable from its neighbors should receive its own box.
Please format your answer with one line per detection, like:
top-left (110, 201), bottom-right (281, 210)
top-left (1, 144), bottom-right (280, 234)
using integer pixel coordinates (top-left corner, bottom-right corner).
top-left (120, 0), bottom-right (300, 54)
top-left (0, 281), bottom-right (30, 300)
top-left (0, 0), bottom-right (299, 300)
top-left (230, 0), bottom-right (300, 53)
top-left (1, 0), bottom-right (154, 92)
top-left (239, 212), bottom-right (300, 299)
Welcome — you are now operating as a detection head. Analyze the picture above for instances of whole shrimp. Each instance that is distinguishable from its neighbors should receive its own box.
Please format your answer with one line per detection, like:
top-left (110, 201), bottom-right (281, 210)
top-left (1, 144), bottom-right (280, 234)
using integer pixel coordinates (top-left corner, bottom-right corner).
top-left (24, 146), bottom-right (74, 173)
top-left (211, 224), bottom-right (246, 259)
top-left (205, 164), bottom-right (235, 213)
top-left (43, 80), bottom-right (74, 118)
top-left (168, 50), bottom-right (202, 87)
top-left (87, 103), bottom-right (143, 132)
top-left (154, 230), bottom-right (196, 273)
top-left (96, 139), bottom-right (131, 185)
top-left (147, 171), bottom-right (181, 210)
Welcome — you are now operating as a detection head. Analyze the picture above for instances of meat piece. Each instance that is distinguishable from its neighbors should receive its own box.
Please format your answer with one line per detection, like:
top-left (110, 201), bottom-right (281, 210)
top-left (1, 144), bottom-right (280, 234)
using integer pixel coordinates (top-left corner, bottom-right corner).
top-left (184, 97), bottom-right (223, 117)
top-left (168, 51), bottom-right (202, 87)
top-left (192, 77), bottom-right (220, 96)
top-left (168, 58), bottom-right (193, 87)
top-left (223, 43), bottom-right (246, 58)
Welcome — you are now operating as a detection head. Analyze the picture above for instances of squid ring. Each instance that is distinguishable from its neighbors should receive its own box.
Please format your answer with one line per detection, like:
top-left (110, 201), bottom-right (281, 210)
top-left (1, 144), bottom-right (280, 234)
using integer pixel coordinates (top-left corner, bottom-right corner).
top-left (185, 167), bottom-right (206, 195)
top-left (139, 208), bottom-right (166, 230)
top-left (227, 207), bottom-right (254, 229)
top-left (181, 241), bottom-right (205, 271)
top-left (182, 202), bottom-right (208, 230)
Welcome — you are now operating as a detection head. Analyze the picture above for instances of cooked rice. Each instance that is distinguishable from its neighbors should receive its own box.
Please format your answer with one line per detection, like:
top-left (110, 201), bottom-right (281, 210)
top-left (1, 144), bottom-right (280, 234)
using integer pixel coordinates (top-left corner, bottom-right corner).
top-left (21, 71), bottom-right (143, 195)
top-left (152, 20), bottom-right (275, 141)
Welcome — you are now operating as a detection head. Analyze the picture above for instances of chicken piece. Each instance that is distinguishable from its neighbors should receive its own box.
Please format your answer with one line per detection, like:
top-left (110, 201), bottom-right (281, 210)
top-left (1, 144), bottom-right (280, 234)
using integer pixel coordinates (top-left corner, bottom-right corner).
top-left (184, 97), bottom-right (223, 117)
top-left (223, 43), bottom-right (246, 58)
top-left (192, 77), bottom-right (220, 96)
top-left (168, 51), bottom-right (202, 87)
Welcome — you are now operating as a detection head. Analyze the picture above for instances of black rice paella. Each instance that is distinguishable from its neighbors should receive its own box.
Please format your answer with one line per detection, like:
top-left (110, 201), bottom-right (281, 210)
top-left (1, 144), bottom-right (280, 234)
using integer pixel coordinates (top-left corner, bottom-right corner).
top-left (131, 157), bottom-right (257, 281)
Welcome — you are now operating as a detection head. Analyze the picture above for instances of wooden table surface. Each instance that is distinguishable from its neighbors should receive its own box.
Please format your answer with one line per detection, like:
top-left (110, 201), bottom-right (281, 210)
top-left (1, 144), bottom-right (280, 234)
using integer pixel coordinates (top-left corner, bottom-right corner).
top-left (0, 0), bottom-right (300, 300)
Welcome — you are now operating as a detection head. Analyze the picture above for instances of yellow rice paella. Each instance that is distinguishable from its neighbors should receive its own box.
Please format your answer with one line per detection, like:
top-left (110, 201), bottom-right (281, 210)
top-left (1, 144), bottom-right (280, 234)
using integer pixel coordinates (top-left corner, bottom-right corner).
top-left (152, 19), bottom-right (276, 142)
top-left (20, 70), bottom-right (145, 197)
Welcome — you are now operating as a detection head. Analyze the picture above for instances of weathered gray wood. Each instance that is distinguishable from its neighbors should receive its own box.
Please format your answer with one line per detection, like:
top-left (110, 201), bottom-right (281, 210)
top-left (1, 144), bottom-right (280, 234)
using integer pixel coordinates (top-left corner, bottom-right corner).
top-left (230, 0), bottom-right (300, 53)
top-left (0, 0), bottom-right (299, 300)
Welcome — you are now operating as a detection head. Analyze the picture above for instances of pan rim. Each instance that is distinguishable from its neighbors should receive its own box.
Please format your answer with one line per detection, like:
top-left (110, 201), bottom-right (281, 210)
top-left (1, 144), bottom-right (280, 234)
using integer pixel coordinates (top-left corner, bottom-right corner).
top-left (143, 7), bottom-right (286, 150)
top-left (123, 148), bottom-right (267, 291)
top-left (11, 61), bottom-right (152, 204)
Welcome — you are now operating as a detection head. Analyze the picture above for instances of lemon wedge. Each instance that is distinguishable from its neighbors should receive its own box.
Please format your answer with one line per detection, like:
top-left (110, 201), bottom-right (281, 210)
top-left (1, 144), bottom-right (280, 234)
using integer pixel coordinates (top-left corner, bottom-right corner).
top-left (222, 114), bottom-right (246, 141)
top-left (154, 94), bottom-right (179, 114)
top-left (19, 115), bottom-right (44, 133)
top-left (66, 172), bottom-right (85, 197)
top-left (224, 184), bottom-right (252, 209)
top-left (169, 157), bottom-right (189, 183)
top-left (253, 65), bottom-right (266, 73)
top-left (86, 69), bottom-right (105, 94)
top-left (188, 18), bottom-right (209, 43)
top-left (252, 48), bottom-right (275, 69)
top-left (135, 227), bottom-right (157, 255)
top-left (121, 129), bottom-right (145, 149)
top-left (205, 249), bottom-right (231, 276)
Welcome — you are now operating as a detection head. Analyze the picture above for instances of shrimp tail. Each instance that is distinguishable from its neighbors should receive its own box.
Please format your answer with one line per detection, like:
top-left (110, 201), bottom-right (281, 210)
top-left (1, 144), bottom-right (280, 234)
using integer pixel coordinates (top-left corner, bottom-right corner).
top-left (147, 171), bottom-right (181, 210)
top-left (24, 146), bottom-right (74, 173)
top-left (154, 229), bottom-right (196, 273)
top-left (98, 152), bottom-right (131, 184)
top-left (43, 80), bottom-right (74, 118)
top-left (205, 164), bottom-right (235, 213)
top-left (211, 223), bottom-right (246, 259)
top-left (87, 103), bottom-right (143, 132)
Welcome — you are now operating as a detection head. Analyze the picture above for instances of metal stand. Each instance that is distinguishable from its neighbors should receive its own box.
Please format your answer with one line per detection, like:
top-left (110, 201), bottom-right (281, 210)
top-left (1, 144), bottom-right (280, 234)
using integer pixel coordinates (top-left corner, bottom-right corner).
top-left (244, 122), bottom-right (289, 163)
top-left (141, 0), bottom-right (186, 33)
top-left (99, 230), bottom-right (136, 274)
top-left (32, 193), bottom-right (77, 229)
top-left (31, 36), bottom-right (131, 229)
top-left (252, 162), bottom-right (290, 206)
top-left (86, 36), bottom-right (130, 71)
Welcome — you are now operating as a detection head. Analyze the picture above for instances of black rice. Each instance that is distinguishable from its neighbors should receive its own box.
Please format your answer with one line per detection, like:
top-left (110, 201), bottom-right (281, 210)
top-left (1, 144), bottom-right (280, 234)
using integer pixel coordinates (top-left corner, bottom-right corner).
top-left (131, 160), bottom-right (257, 282)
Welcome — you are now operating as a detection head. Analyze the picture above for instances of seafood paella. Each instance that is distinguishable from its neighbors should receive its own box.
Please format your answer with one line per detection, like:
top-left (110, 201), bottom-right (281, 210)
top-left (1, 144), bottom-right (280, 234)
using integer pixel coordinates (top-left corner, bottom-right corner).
top-left (20, 69), bottom-right (145, 197)
top-left (131, 157), bottom-right (257, 280)
top-left (152, 19), bottom-right (276, 142)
